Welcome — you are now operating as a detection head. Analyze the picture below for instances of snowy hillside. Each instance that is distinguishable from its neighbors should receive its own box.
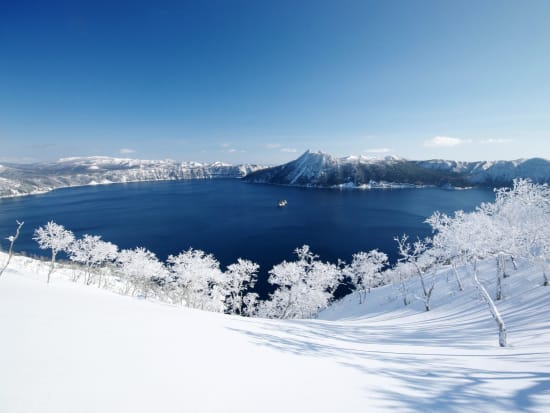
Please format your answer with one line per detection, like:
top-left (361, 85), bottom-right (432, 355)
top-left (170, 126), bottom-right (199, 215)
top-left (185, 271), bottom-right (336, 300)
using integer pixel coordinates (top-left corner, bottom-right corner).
top-left (245, 150), bottom-right (550, 188)
top-left (1, 252), bottom-right (549, 412)
top-left (0, 156), bottom-right (266, 198)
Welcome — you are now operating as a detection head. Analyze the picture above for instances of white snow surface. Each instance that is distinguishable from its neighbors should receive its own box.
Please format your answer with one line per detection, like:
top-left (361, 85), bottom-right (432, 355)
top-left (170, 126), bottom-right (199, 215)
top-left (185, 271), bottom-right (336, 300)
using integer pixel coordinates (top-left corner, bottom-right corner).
top-left (1, 253), bottom-right (549, 412)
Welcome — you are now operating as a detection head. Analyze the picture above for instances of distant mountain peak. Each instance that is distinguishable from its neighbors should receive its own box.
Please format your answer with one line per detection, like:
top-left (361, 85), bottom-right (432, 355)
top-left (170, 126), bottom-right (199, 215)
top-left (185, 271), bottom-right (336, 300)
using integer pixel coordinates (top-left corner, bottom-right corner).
top-left (245, 151), bottom-right (550, 188)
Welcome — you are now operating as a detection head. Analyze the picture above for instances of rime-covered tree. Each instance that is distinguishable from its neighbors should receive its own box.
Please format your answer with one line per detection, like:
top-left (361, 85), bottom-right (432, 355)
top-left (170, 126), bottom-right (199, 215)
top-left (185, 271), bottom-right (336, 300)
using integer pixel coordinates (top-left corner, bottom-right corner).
top-left (258, 245), bottom-right (342, 319)
top-left (387, 263), bottom-right (415, 307)
top-left (0, 220), bottom-right (24, 278)
top-left (346, 249), bottom-right (388, 303)
top-left (33, 221), bottom-right (75, 283)
top-left (489, 179), bottom-right (550, 286)
top-left (395, 235), bottom-right (435, 312)
top-left (167, 248), bottom-right (227, 312)
top-left (427, 211), bottom-right (467, 292)
top-left (241, 292), bottom-right (260, 317)
top-left (427, 209), bottom-right (508, 347)
top-left (117, 247), bottom-right (167, 298)
top-left (69, 234), bottom-right (118, 286)
top-left (225, 258), bottom-right (259, 315)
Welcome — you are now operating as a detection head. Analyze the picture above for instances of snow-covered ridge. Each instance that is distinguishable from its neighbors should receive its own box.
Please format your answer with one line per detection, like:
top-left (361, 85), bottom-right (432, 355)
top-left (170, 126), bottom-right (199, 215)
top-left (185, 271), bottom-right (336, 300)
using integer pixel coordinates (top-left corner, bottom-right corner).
top-left (245, 150), bottom-right (550, 188)
top-left (0, 156), bottom-right (267, 198)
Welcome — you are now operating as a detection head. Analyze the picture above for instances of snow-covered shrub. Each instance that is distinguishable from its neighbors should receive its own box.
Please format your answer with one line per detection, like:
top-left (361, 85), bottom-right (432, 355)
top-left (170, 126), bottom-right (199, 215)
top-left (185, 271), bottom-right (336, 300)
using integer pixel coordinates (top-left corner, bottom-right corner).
top-left (345, 249), bottom-right (388, 303)
top-left (166, 248), bottom-right (227, 312)
top-left (68, 234), bottom-right (118, 286)
top-left (33, 221), bottom-right (75, 283)
top-left (258, 245), bottom-right (342, 319)
top-left (117, 247), bottom-right (167, 298)
top-left (224, 258), bottom-right (260, 315)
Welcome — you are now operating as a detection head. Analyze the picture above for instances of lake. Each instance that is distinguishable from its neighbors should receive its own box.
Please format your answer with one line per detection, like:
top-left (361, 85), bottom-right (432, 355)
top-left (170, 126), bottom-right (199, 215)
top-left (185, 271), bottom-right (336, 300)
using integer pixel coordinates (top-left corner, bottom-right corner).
top-left (0, 179), bottom-right (494, 292)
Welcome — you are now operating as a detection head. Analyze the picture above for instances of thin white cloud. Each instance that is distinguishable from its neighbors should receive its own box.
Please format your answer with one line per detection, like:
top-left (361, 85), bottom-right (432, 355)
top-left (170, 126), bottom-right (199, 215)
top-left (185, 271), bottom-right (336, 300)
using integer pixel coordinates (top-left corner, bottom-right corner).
top-left (424, 136), bottom-right (464, 148)
top-left (221, 143), bottom-right (231, 148)
top-left (119, 148), bottom-right (136, 154)
top-left (228, 148), bottom-right (237, 153)
top-left (365, 148), bottom-right (391, 154)
top-left (266, 143), bottom-right (282, 149)
top-left (281, 147), bottom-right (297, 153)
top-left (480, 138), bottom-right (514, 144)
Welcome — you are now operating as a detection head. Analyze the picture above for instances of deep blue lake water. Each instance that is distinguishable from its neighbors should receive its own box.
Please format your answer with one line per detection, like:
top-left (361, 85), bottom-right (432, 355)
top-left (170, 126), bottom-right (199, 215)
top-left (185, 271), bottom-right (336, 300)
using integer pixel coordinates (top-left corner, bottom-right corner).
top-left (0, 179), bottom-right (494, 291)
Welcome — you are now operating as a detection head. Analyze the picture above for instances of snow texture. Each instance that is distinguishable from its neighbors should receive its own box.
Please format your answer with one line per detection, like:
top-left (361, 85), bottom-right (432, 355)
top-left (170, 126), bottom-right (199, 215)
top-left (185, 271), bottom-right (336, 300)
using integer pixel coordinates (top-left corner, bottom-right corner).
top-left (1, 252), bottom-right (549, 412)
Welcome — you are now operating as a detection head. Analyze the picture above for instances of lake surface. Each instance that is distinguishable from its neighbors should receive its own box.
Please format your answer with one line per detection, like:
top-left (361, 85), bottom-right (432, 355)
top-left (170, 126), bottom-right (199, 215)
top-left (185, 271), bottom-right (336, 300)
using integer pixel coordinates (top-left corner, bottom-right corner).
top-left (0, 180), bottom-right (494, 292)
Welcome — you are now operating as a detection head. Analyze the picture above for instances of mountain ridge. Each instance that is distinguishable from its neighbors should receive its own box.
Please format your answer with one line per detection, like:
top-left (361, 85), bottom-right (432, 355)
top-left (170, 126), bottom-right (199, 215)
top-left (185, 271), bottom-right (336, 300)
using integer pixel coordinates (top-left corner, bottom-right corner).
top-left (0, 156), bottom-right (266, 198)
top-left (2, 151), bottom-right (549, 198)
top-left (244, 150), bottom-right (550, 188)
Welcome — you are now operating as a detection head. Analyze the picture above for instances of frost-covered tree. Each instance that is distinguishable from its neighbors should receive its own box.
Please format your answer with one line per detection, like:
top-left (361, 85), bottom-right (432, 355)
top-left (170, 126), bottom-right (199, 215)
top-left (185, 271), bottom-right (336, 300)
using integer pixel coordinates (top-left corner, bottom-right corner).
top-left (346, 249), bottom-right (388, 303)
top-left (0, 220), bottom-right (24, 278)
top-left (241, 292), bottom-right (260, 317)
top-left (69, 234), bottom-right (118, 286)
top-left (387, 262), bottom-right (415, 307)
top-left (395, 235), bottom-right (435, 311)
top-left (427, 211), bottom-right (465, 291)
top-left (225, 258), bottom-right (259, 315)
top-left (258, 245), bottom-right (342, 319)
top-left (117, 247), bottom-right (167, 298)
top-left (427, 209), bottom-right (508, 347)
top-left (33, 221), bottom-right (75, 283)
top-left (167, 248), bottom-right (227, 312)
top-left (489, 179), bottom-right (550, 286)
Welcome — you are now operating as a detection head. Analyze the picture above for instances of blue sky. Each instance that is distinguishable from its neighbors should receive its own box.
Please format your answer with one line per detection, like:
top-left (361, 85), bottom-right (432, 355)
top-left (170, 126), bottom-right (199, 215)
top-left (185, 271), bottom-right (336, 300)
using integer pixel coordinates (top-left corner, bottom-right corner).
top-left (1, 0), bottom-right (549, 164)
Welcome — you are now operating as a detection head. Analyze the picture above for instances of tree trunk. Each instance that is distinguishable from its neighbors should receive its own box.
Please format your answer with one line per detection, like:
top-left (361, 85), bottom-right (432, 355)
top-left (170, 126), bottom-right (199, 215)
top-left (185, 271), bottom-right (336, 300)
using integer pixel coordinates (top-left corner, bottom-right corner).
top-left (0, 221), bottom-right (24, 278)
top-left (510, 256), bottom-right (518, 271)
top-left (473, 260), bottom-right (507, 347)
top-left (496, 254), bottom-right (506, 301)
top-left (415, 265), bottom-right (432, 312)
top-left (540, 261), bottom-right (549, 287)
top-left (398, 273), bottom-right (409, 306)
top-left (47, 251), bottom-right (57, 283)
top-left (451, 263), bottom-right (464, 291)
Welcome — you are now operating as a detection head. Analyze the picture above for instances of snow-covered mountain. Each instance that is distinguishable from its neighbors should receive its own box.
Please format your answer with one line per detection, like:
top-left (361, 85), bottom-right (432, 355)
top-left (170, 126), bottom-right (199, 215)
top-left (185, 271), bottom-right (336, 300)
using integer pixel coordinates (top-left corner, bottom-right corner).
top-left (245, 150), bottom-right (550, 188)
top-left (3, 152), bottom-right (549, 198)
top-left (0, 156), bottom-right (266, 198)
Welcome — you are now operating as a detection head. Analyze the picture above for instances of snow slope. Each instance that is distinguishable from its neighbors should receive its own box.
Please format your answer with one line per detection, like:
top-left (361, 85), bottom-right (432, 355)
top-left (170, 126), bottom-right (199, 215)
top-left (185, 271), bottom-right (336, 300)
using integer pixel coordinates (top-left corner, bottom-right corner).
top-left (1, 253), bottom-right (549, 412)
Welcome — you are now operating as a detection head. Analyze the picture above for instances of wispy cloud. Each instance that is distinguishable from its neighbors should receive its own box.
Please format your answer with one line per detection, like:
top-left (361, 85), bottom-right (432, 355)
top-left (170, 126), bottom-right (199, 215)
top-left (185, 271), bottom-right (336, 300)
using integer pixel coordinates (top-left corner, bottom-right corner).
top-left (365, 147), bottom-right (391, 154)
top-left (266, 143), bottom-right (297, 153)
top-left (25, 143), bottom-right (57, 149)
top-left (424, 136), bottom-right (465, 148)
top-left (221, 143), bottom-right (231, 148)
top-left (0, 156), bottom-right (36, 163)
top-left (119, 148), bottom-right (136, 154)
top-left (480, 138), bottom-right (514, 144)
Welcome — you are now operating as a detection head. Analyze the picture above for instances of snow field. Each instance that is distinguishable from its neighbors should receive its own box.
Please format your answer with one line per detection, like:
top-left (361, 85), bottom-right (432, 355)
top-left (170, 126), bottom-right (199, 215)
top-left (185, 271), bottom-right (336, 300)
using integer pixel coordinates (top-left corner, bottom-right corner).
top-left (1, 253), bottom-right (550, 412)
